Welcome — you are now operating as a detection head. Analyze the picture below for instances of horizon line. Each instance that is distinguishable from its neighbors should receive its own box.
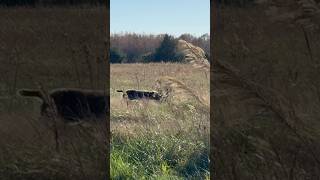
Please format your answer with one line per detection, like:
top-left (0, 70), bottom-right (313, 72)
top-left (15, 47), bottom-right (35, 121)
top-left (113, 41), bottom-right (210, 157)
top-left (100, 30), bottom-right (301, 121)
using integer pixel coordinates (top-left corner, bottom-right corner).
top-left (110, 31), bottom-right (210, 38)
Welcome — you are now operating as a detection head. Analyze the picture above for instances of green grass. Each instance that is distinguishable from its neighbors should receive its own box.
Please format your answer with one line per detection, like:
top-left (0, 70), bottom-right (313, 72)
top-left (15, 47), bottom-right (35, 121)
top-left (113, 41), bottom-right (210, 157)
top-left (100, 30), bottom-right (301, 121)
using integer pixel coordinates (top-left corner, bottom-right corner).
top-left (111, 133), bottom-right (209, 179)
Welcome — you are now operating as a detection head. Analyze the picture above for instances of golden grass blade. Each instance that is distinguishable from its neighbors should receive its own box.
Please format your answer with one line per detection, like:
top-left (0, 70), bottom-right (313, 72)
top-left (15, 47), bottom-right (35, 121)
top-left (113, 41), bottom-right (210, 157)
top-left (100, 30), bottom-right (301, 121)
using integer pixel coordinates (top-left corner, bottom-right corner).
top-left (177, 39), bottom-right (210, 72)
top-left (155, 76), bottom-right (209, 107)
top-left (214, 58), bottom-right (320, 165)
top-left (265, 0), bottom-right (320, 31)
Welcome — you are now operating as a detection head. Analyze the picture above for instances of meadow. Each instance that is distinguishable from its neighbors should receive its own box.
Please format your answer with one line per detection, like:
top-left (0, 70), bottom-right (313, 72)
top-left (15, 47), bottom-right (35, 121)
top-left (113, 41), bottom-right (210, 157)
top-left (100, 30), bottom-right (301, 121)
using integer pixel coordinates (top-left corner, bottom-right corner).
top-left (212, 6), bottom-right (320, 179)
top-left (2, 3), bottom-right (320, 180)
top-left (0, 7), bottom-right (108, 180)
top-left (0, 6), bottom-right (210, 180)
top-left (110, 63), bottom-right (210, 179)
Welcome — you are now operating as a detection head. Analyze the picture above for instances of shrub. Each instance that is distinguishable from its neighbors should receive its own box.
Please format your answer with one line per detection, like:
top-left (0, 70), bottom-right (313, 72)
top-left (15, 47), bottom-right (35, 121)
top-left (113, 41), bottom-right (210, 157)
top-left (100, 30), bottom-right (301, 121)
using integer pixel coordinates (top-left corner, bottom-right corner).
top-left (110, 48), bottom-right (126, 64)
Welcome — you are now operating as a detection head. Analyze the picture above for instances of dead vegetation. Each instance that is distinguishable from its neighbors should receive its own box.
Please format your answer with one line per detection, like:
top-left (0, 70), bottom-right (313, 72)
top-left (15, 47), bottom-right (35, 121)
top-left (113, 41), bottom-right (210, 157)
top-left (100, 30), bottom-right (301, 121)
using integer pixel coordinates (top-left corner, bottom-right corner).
top-left (177, 39), bottom-right (210, 72)
top-left (0, 7), bottom-right (108, 180)
top-left (212, 4), bottom-right (320, 179)
top-left (110, 62), bottom-right (210, 179)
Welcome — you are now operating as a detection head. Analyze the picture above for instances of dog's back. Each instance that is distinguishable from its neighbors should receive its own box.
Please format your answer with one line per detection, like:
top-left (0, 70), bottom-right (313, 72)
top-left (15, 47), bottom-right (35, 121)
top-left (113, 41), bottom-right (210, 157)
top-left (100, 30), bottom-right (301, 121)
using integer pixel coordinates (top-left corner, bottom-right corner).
top-left (18, 88), bottom-right (109, 122)
top-left (47, 89), bottom-right (108, 121)
top-left (117, 89), bottom-right (162, 101)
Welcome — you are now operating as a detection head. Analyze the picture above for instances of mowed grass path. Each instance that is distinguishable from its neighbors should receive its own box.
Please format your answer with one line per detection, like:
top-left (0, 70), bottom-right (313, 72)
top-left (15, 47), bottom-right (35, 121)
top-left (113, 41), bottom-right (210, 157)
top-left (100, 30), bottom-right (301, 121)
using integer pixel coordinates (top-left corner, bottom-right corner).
top-left (110, 63), bottom-right (210, 179)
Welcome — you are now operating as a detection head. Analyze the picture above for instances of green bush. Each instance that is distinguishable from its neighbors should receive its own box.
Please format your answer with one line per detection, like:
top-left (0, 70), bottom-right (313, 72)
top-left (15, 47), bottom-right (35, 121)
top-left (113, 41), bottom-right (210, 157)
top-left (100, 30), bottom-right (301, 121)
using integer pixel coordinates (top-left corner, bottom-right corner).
top-left (110, 48), bottom-right (126, 64)
top-left (154, 34), bottom-right (179, 62)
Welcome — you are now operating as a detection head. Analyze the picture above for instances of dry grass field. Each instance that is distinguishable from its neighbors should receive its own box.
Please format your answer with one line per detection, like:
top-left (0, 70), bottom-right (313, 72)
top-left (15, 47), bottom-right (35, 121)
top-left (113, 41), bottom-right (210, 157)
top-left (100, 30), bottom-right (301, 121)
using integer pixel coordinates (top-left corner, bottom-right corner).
top-left (110, 63), bottom-right (210, 179)
top-left (0, 7), bottom-right (108, 180)
top-left (2, 3), bottom-right (320, 180)
top-left (212, 6), bottom-right (320, 179)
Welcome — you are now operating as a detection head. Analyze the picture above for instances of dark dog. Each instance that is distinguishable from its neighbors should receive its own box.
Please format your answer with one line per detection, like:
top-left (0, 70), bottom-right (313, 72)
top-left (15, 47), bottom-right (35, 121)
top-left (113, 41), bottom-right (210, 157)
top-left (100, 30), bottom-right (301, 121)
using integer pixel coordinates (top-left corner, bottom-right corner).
top-left (18, 88), bottom-right (109, 122)
top-left (116, 89), bottom-right (162, 101)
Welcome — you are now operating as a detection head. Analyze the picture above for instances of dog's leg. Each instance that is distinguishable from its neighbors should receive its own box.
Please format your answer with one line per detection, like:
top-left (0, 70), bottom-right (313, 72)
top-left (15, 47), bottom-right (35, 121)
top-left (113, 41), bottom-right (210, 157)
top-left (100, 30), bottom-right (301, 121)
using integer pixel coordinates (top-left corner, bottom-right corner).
top-left (122, 93), bottom-right (130, 109)
top-left (126, 99), bottom-right (129, 108)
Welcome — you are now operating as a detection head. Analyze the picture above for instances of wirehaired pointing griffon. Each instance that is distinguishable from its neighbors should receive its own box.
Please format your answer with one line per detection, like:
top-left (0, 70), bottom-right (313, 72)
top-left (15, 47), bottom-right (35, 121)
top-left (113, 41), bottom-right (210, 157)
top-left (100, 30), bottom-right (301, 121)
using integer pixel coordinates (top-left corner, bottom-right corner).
top-left (116, 89), bottom-right (162, 101)
top-left (18, 88), bottom-right (109, 122)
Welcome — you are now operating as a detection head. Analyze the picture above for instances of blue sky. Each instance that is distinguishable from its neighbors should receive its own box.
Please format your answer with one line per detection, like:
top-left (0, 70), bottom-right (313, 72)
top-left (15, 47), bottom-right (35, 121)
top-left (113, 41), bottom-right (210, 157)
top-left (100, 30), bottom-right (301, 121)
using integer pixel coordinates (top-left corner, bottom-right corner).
top-left (111, 0), bottom-right (210, 37)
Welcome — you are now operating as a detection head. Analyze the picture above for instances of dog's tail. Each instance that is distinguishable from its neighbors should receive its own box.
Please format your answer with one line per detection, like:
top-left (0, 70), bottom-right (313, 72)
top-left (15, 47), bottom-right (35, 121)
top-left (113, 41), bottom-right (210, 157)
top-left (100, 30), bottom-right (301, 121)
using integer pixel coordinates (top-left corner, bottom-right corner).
top-left (18, 89), bottom-right (43, 100)
top-left (116, 90), bottom-right (124, 93)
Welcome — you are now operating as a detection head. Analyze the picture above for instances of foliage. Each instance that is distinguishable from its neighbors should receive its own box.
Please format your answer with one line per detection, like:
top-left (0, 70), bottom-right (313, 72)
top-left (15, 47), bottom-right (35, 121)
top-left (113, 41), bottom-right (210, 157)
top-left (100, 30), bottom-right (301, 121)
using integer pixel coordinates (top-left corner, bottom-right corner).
top-left (111, 33), bottom-right (210, 63)
top-left (153, 34), bottom-right (179, 62)
top-left (110, 48), bottom-right (126, 64)
top-left (111, 133), bottom-right (208, 179)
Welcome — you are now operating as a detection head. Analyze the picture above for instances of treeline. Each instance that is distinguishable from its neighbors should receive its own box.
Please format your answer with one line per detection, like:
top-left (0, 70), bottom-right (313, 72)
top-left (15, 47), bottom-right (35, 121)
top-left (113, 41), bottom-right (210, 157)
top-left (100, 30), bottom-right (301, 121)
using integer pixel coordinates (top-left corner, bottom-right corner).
top-left (110, 33), bottom-right (210, 63)
top-left (0, 0), bottom-right (105, 7)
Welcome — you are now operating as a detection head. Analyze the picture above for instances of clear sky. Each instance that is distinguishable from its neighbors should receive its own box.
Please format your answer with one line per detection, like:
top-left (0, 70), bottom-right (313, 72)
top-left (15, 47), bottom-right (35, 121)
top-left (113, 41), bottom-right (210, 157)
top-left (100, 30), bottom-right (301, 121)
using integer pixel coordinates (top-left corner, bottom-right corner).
top-left (111, 0), bottom-right (210, 37)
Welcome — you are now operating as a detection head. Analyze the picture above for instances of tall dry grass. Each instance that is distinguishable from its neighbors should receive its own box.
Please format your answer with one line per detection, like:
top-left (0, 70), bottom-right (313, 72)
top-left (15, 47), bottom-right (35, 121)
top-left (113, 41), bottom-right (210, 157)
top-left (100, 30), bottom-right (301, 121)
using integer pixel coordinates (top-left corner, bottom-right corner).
top-left (212, 5), bottom-right (320, 179)
top-left (110, 63), bottom-right (210, 179)
top-left (0, 7), bottom-right (108, 180)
